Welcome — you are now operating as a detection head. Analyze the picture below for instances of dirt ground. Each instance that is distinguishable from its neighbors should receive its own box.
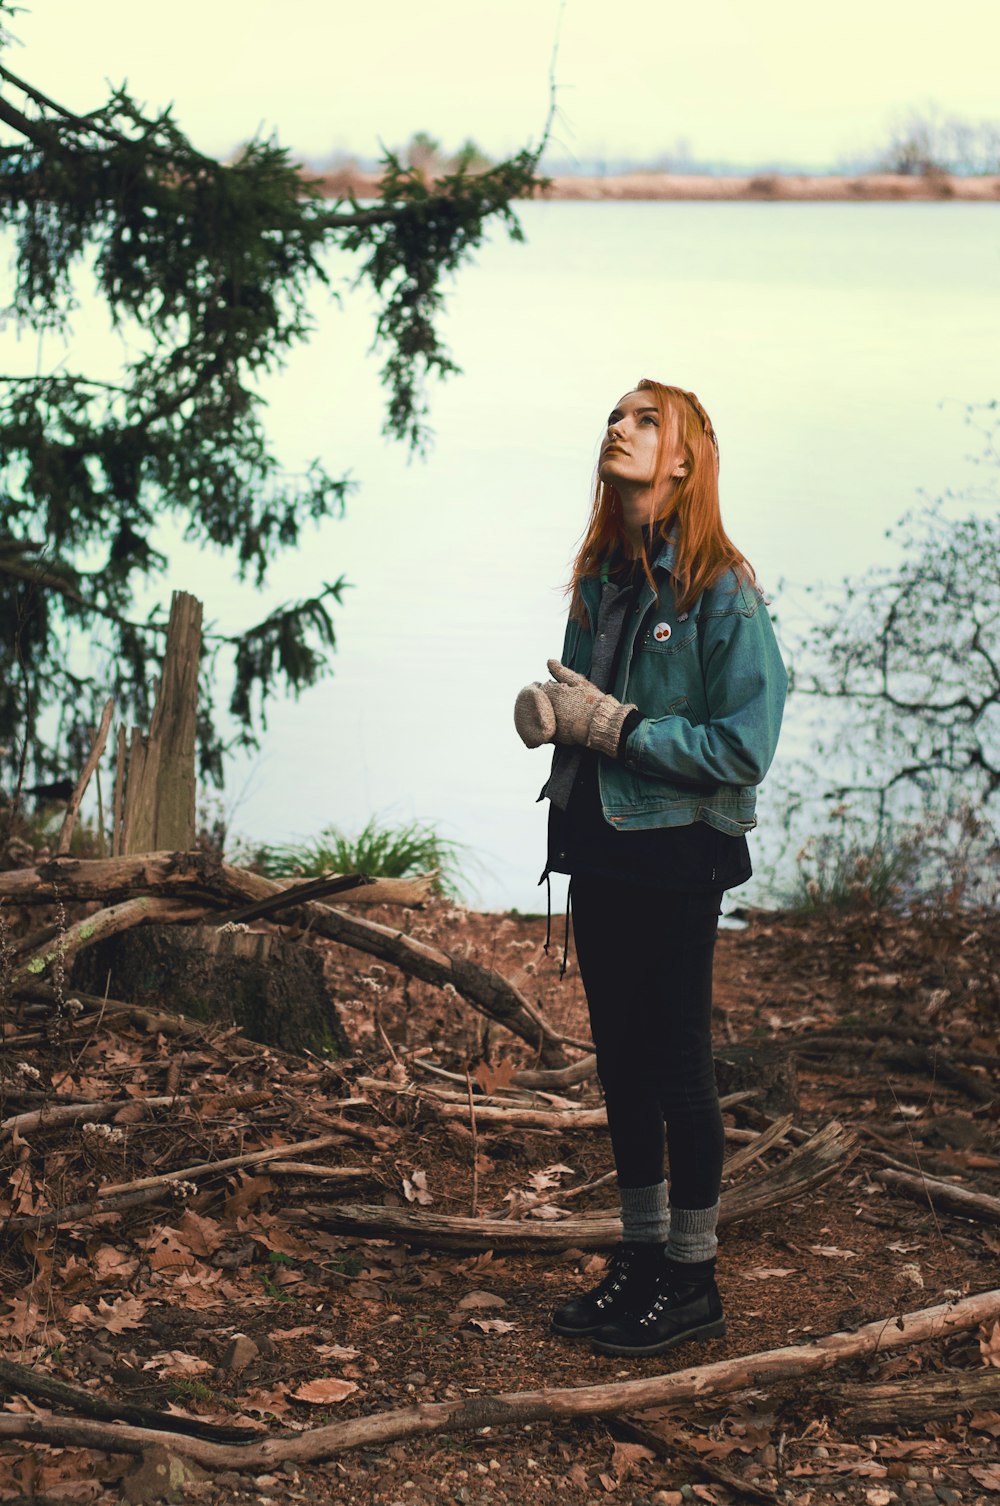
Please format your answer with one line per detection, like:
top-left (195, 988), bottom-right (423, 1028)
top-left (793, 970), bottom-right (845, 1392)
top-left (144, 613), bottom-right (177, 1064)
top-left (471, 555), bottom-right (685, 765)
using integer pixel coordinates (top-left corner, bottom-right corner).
top-left (1, 893), bottom-right (998, 1506)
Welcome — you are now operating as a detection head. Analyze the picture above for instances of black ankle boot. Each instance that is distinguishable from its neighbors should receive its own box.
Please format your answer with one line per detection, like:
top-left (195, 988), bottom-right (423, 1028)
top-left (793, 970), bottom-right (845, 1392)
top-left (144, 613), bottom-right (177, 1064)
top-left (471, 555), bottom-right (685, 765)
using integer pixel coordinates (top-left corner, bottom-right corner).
top-left (590, 1254), bottom-right (725, 1357)
top-left (551, 1242), bottom-right (667, 1338)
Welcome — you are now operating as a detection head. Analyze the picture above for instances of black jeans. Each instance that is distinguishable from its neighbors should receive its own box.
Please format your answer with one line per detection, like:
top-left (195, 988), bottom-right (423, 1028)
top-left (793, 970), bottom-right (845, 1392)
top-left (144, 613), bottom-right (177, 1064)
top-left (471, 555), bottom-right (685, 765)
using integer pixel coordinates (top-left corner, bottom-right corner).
top-left (570, 872), bottom-right (726, 1208)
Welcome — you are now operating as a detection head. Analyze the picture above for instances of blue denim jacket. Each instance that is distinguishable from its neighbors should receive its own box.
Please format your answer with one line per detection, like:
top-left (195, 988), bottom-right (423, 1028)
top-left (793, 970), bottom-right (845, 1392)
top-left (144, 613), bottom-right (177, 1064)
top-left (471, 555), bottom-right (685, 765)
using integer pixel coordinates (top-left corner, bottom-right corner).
top-left (543, 533), bottom-right (788, 836)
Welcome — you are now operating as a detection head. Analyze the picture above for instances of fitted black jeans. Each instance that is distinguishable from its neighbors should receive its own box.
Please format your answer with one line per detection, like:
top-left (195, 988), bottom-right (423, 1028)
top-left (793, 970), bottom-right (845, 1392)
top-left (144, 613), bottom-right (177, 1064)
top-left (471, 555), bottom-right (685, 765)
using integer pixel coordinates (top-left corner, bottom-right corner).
top-left (570, 872), bottom-right (726, 1208)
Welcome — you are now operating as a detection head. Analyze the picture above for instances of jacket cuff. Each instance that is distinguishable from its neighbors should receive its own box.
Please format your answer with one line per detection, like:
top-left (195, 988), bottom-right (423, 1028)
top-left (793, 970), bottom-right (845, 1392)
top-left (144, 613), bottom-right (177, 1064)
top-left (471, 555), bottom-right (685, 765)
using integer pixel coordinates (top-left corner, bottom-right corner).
top-left (616, 709), bottom-right (644, 759)
top-left (587, 696), bottom-right (639, 759)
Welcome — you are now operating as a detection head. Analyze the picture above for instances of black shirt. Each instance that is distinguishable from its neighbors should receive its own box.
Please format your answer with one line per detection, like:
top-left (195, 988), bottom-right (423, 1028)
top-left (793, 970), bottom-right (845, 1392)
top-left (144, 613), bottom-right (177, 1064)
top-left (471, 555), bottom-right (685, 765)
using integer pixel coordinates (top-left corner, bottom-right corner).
top-left (543, 549), bottom-right (752, 893)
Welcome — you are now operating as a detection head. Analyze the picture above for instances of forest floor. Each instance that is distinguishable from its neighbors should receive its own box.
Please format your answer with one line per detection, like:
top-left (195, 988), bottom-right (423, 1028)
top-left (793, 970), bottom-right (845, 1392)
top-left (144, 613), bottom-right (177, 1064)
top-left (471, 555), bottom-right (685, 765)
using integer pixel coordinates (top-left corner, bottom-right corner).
top-left (1, 892), bottom-right (998, 1506)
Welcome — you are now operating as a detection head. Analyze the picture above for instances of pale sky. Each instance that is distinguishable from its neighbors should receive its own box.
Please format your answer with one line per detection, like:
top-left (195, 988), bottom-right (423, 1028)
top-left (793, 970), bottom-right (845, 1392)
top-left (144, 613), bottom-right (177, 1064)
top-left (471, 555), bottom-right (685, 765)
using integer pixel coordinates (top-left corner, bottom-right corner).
top-left (4, 0), bottom-right (1000, 170)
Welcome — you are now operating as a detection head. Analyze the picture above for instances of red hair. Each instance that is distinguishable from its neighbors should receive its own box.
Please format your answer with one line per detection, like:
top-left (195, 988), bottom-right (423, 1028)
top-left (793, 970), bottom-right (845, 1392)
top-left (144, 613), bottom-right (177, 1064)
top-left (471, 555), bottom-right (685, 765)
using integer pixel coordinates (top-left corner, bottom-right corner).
top-left (569, 379), bottom-right (756, 619)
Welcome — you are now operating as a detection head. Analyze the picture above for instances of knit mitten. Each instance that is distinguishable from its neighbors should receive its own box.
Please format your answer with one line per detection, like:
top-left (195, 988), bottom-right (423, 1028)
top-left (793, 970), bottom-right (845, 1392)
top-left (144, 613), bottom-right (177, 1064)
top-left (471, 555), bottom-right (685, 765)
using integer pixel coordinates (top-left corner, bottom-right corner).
top-left (544, 659), bottom-right (637, 757)
top-left (514, 682), bottom-right (557, 748)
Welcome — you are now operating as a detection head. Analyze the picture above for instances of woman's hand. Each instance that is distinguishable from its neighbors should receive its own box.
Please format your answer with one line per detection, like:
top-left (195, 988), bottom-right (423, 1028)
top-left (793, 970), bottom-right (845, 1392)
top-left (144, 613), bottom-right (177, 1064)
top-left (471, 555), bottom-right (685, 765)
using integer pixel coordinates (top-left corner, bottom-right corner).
top-left (514, 682), bottom-right (557, 748)
top-left (544, 660), bottom-right (638, 757)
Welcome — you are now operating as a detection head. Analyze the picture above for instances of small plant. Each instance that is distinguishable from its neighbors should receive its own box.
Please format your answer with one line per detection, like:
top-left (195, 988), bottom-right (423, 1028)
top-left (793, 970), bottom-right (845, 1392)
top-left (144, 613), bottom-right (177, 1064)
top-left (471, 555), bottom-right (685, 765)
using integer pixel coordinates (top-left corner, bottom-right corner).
top-left (249, 815), bottom-right (472, 900)
top-left (783, 827), bottom-right (923, 915)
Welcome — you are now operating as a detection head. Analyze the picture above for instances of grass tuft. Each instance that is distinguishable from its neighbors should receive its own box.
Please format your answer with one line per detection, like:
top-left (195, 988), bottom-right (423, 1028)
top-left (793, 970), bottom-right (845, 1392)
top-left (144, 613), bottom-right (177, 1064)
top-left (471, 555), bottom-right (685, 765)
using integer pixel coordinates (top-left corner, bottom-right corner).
top-left (249, 815), bottom-right (472, 900)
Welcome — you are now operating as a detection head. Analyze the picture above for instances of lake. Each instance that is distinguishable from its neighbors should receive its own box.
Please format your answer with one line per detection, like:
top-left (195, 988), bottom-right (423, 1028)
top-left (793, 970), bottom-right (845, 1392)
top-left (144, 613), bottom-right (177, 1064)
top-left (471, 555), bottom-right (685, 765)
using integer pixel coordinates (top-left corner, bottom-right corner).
top-left (59, 200), bottom-right (1000, 910)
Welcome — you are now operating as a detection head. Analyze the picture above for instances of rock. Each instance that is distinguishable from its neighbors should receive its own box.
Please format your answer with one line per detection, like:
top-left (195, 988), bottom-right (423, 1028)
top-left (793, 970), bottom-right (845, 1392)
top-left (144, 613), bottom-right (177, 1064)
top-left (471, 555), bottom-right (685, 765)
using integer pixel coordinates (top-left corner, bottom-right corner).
top-left (121, 1445), bottom-right (209, 1503)
top-left (220, 1333), bottom-right (259, 1373)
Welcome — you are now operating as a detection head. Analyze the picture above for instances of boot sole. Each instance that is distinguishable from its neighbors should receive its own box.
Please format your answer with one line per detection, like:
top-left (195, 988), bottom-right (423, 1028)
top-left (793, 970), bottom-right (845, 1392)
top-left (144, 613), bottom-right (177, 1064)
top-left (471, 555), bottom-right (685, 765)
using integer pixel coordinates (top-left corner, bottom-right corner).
top-left (591, 1317), bottom-right (726, 1357)
top-left (551, 1317), bottom-right (608, 1338)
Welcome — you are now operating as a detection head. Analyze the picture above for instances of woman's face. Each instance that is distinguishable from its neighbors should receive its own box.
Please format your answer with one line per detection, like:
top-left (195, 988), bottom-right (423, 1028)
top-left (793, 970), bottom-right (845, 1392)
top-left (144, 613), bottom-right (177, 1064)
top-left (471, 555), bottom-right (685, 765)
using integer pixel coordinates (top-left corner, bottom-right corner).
top-left (598, 390), bottom-right (685, 494)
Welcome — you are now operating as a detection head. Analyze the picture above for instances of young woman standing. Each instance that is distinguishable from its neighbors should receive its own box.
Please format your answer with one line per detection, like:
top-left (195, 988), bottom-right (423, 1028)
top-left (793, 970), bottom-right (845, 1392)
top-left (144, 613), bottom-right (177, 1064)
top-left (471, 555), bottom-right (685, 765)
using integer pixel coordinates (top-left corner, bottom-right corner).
top-left (514, 380), bottom-right (788, 1358)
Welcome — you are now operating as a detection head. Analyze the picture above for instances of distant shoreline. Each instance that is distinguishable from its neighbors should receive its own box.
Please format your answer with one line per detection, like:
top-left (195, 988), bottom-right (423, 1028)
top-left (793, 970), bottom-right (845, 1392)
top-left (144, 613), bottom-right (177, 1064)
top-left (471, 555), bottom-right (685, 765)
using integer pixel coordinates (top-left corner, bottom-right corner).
top-left (314, 169), bottom-right (1000, 203)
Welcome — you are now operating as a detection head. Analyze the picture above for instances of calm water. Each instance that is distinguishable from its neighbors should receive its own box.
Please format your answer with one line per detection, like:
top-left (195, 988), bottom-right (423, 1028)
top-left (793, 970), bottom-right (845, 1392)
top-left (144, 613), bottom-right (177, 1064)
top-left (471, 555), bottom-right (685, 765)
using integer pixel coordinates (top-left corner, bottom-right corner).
top-left (78, 202), bottom-right (1000, 908)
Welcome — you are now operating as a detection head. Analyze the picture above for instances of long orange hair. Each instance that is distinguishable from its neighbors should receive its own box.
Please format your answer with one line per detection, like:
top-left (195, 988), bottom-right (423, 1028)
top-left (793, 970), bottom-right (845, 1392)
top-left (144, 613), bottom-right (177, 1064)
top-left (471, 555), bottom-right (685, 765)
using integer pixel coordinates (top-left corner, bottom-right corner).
top-left (568, 379), bottom-right (756, 619)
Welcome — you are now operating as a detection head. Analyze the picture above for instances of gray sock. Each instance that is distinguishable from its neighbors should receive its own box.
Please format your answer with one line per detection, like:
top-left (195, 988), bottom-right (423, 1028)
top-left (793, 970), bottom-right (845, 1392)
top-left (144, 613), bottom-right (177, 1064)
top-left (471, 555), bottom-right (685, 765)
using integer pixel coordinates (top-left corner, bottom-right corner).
top-left (665, 1200), bottom-right (720, 1262)
top-left (619, 1180), bottom-right (670, 1244)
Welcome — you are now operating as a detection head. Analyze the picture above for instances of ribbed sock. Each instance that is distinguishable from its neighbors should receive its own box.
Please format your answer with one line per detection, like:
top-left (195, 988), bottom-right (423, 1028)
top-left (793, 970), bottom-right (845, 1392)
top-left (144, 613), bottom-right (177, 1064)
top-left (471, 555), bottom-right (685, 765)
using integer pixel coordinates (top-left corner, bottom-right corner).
top-left (619, 1180), bottom-right (670, 1244)
top-left (665, 1199), bottom-right (720, 1262)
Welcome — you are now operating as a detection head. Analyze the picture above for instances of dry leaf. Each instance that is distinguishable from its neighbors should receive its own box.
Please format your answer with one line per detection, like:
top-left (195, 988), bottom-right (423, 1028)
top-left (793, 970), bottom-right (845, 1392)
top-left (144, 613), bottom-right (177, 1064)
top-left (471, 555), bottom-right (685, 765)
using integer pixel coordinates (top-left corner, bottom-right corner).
top-left (469, 1318), bottom-right (517, 1334)
top-left (527, 1163), bottom-right (575, 1193)
top-left (473, 1058), bottom-right (518, 1094)
top-left (744, 1266), bottom-right (796, 1280)
top-left (290, 1377), bottom-right (359, 1404)
top-left (89, 1295), bottom-right (146, 1334)
top-left (610, 1440), bottom-right (654, 1482)
top-left (979, 1319), bottom-right (1000, 1368)
top-left (402, 1169), bottom-right (433, 1206)
top-left (223, 1173), bottom-right (275, 1220)
top-left (456, 1291), bottom-right (506, 1310)
top-left (808, 1246), bottom-right (858, 1259)
top-left (970, 1462), bottom-right (1000, 1489)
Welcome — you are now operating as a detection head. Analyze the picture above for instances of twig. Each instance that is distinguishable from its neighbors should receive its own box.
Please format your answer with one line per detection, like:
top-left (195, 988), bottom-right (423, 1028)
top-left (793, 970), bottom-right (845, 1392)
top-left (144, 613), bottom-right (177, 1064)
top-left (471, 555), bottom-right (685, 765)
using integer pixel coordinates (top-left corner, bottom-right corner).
top-left (465, 1067), bottom-right (479, 1218)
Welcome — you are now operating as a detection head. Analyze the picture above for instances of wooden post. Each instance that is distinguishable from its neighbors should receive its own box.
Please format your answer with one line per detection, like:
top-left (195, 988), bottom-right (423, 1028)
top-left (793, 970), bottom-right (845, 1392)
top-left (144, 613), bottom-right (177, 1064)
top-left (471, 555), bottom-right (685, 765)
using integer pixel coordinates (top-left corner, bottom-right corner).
top-left (120, 591), bottom-right (202, 855)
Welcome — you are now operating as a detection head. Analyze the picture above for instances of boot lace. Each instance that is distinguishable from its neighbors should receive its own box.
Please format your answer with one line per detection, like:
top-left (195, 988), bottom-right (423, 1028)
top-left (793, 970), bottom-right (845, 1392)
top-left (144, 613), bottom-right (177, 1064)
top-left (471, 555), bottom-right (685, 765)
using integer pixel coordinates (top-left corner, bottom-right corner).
top-left (589, 1245), bottom-right (635, 1311)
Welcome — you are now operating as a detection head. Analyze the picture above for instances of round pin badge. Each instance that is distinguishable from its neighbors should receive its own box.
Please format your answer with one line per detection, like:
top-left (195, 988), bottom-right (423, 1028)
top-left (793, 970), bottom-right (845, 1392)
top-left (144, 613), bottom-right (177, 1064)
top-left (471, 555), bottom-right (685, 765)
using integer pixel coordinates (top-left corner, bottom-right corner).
top-left (653, 622), bottom-right (672, 642)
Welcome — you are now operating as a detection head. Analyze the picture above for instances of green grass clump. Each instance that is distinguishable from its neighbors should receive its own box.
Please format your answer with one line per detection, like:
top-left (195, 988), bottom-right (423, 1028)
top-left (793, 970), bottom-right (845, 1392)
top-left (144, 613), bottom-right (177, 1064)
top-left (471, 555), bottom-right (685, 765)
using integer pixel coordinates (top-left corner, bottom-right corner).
top-left (250, 815), bottom-right (470, 900)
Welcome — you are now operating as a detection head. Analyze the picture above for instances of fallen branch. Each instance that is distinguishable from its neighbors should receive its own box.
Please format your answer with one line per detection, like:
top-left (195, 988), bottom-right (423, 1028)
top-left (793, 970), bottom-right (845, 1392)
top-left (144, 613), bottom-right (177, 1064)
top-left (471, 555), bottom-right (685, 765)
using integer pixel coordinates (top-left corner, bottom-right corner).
top-left (822, 1365), bottom-right (1000, 1429)
top-left (97, 1134), bottom-right (348, 1196)
top-left (1, 853), bottom-right (575, 1064)
top-left (0, 851), bottom-right (433, 909)
top-left (3, 1134), bottom-right (377, 1234)
top-left (356, 1078), bottom-right (755, 1131)
top-left (2, 1094), bottom-right (190, 1139)
top-left (0, 1357), bottom-right (259, 1445)
top-left (0, 1290), bottom-right (995, 1468)
top-left (311, 1119), bottom-right (858, 1249)
top-left (12, 896), bottom-right (206, 987)
top-left (872, 1166), bottom-right (1000, 1226)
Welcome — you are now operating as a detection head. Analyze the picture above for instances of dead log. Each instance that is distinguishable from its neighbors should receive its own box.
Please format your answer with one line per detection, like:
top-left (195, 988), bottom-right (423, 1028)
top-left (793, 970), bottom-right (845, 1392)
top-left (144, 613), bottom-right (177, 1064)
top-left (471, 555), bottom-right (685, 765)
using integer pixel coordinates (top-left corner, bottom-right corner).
top-left (1, 852), bottom-right (569, 1063)
top-left (0, 851), bottom-right (434, 908)
top-left (310, 1119), bottom-right (858, 1249)
top-left (872, 1166), bottom-right (1000, 1225)
top-left (0, 1290), bottom-right (995, 1468)
top-left (822, 1366), bottom-right (1000, 1430)
top-left (794, 1038), bottom-right (994, 1105)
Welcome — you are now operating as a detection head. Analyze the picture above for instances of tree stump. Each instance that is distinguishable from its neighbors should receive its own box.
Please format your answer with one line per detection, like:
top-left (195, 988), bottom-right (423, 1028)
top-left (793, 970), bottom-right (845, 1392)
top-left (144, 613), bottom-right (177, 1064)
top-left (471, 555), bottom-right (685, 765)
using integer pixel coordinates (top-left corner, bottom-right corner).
top-left (71, 924), bottom-right (348, 1056)
top-left (714, 1041), bottom-right (799, 1116)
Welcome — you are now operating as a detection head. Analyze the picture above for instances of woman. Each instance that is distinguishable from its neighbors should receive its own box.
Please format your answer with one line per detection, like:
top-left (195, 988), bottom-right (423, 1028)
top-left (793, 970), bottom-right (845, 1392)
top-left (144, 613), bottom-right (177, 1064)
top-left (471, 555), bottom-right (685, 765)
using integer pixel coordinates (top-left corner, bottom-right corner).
top-left (514, 380), bottom-right (788, 1359)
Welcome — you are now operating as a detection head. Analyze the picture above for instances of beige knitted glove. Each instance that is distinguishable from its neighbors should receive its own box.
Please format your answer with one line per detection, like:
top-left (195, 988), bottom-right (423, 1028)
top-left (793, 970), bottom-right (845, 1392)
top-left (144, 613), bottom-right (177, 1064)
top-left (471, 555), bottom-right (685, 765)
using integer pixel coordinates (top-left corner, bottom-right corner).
top-left (514, 682), bottom-right (557, 748)
top-left (543, 659), bottom-right (638, 756)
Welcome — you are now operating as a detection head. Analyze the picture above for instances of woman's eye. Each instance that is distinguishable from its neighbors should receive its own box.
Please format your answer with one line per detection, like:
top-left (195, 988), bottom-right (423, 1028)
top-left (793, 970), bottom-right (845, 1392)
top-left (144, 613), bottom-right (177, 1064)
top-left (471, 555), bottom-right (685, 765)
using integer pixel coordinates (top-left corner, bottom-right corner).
top-left (640, 415), bottom-right (658, 425)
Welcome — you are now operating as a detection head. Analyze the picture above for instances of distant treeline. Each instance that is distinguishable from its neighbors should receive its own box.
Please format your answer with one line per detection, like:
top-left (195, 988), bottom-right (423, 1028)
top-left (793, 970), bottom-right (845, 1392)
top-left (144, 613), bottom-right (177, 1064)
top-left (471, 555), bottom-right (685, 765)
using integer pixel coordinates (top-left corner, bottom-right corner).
top-left (310, 109), bottom-right (1000, 180)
